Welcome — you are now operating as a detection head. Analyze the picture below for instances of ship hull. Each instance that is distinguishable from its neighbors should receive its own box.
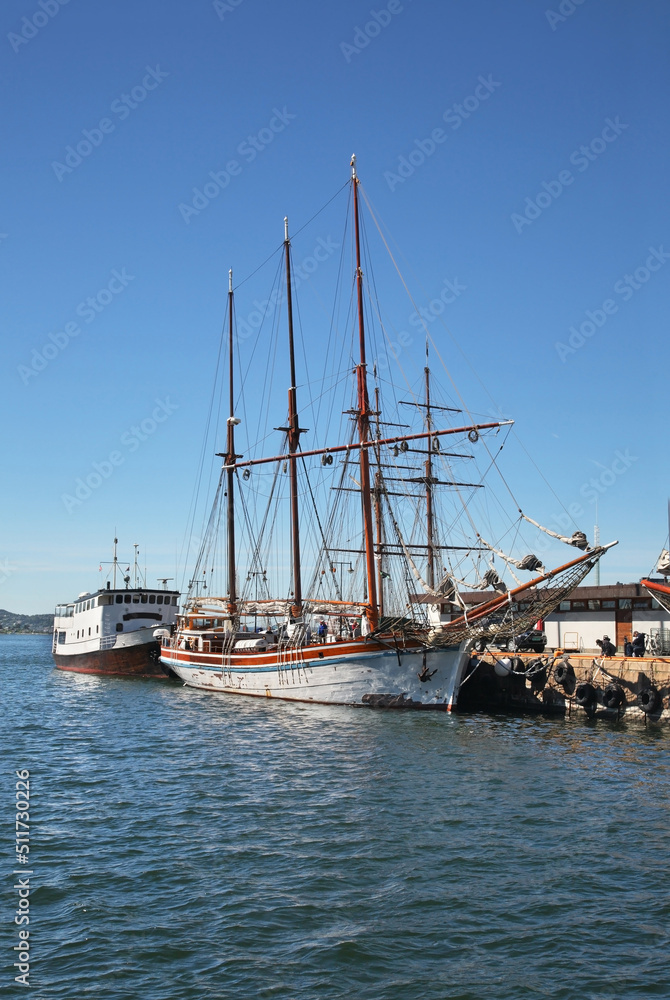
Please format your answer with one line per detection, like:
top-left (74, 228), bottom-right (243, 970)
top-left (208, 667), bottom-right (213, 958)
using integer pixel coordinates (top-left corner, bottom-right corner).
top-left (160, 640), bottom-right (471, 708)
top-left (53, 637), bottom-right (165, 677)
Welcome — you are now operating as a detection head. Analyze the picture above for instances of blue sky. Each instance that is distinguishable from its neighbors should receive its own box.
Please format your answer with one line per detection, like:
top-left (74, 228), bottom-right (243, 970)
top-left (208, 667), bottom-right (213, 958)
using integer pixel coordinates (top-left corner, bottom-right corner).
top-left (2, 0), bottom-right (669, 613)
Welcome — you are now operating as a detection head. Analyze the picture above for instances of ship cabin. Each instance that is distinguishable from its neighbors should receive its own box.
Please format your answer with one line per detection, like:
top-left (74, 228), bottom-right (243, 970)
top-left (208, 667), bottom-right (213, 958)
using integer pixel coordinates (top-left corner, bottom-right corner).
top-left (53, 583), bottom-right (180, 655)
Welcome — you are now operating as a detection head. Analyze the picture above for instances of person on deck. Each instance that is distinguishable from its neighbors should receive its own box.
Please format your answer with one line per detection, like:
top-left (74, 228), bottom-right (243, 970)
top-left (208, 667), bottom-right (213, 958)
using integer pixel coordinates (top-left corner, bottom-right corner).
top-left (318, 620), bottom-right (328, 643)
top-left (623, 636), bottom-right (633, 657)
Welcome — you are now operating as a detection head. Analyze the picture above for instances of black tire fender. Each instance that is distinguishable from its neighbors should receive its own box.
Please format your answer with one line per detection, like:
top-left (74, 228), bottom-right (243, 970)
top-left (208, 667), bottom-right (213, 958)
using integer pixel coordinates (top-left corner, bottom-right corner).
top-left (602, 683), bottom-right (625, 710)
top-left (638, 687), bottom-right (660, 714)
top-left (575, 682), bottom-right (597, 708)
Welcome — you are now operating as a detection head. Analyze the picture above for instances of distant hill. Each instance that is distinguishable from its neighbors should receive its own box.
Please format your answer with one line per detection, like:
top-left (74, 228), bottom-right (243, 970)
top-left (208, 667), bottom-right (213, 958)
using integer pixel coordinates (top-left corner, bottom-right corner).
top-left (0, 609), bottom-right (53, 633)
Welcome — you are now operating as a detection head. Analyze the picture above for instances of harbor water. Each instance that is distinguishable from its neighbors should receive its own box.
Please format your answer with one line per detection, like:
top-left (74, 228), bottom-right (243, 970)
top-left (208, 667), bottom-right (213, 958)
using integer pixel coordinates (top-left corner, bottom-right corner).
top-left (3, 634), bottom-right (670, 999)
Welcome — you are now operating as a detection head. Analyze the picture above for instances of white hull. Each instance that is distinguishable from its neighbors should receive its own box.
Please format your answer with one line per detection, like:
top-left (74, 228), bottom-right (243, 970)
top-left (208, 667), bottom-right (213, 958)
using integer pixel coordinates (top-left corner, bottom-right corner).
top-left (160, 641), bottom-right (472, 709)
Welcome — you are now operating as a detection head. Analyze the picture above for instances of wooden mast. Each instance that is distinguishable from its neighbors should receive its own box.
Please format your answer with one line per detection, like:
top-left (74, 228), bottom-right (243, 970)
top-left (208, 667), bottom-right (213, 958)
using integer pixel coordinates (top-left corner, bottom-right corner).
top-left (424, 349), bottom-right (435, 590)
top-left (374, 386), bottom-right (385, 618)
top-left (351, 155), bottom-right (379, 629)
top-left (284, 217), bottom-right (303, 615)
top-left (225, 268), bottom-right (238, 615)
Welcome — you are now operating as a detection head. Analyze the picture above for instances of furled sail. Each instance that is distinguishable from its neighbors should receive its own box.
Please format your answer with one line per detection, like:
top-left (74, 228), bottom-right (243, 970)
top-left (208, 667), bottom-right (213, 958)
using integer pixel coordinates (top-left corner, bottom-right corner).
top-left (478, 536), bottom-right (545, 577)
top-left (657, 550), bottom-right (670, 576)
top-left (520, 514), bottom-right (589, 550)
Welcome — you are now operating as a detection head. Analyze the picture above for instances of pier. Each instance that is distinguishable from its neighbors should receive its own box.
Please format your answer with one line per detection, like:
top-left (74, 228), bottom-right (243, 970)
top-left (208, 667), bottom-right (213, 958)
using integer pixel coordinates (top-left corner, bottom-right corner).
top-left (458, 650), bottom-right (670, 722)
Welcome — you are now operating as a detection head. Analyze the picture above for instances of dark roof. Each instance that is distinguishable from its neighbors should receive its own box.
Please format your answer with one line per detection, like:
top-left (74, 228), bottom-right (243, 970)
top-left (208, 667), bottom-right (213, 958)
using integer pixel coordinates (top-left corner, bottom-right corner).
top-left (412, 582), bottom-right (652, 607)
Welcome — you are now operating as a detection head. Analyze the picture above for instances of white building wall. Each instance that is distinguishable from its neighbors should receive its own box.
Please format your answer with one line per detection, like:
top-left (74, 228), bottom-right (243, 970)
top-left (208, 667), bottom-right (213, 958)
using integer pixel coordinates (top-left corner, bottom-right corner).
top-left (544, 612), bottom-right (617, 652)
top-left (544, 607), bottom-right (670, 652)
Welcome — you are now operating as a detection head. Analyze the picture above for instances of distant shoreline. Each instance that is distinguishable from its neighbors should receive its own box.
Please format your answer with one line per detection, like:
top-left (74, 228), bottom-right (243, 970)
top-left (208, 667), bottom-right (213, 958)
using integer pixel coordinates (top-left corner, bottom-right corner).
top-left (0, 629), bottom-right (52, 635)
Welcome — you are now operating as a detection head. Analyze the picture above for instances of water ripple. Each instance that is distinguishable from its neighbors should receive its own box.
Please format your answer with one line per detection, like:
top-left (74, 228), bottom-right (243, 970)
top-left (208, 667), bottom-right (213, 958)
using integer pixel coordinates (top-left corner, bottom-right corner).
top-left (2, 635), bottom-right (669, 999)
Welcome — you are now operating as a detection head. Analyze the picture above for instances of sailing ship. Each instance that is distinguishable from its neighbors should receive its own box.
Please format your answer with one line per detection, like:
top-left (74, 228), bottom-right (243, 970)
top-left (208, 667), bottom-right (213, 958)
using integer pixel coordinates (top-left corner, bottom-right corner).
top-left (160, 157), bottom-right (614, 708)
top-left (641, 506), bottom-right (670, 614)
top-left (52, 540), bottom-right (179, 676)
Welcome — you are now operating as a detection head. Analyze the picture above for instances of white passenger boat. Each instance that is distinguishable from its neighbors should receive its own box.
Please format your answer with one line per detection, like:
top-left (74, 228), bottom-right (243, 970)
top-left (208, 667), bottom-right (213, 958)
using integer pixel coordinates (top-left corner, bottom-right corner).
top-left (53, 541), bottom-right (179, 676)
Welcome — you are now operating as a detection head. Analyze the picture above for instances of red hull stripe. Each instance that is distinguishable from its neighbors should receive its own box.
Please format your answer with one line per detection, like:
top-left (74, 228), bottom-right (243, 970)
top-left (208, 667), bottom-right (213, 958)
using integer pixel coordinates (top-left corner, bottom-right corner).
top-left (160, 639), bottom-right (423, 669)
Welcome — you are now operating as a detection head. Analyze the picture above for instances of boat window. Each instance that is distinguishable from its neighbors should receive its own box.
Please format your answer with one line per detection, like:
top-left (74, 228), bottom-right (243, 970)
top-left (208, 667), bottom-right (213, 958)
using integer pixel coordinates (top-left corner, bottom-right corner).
top-left (141, 594), bottom-right (148, 604)
top-left (132, 595), bottom-right (140, 604)
top-left (58, 632), bottom-right (66, 644)
top-left (571, 600), bottom-right (586, 609)
top-left (124, 595), bottom-right (131, 604)
top-left (172, 597), bottom-right (178, 605)
top-left (116, 595), bottom-right (123, 604)
top-left (559, 601), bottom-right (570, 611)
top-left (618, 598), bottom-right (632, 609)
top-left (149, 595), bottom-right (156, 604)
top-left (96, 625), bottom-right (99, 633)
top-left (88, 628), bottom-right (91, 636)
top-left (602, 600), bottom-right (616, 609)
top-left (76, 630), bottom-right (79, 638)
top-left (156, 595), bottom-right (163, 604)
top-left (588, 600), bottom-right (600, 611)
top-left (116, 623), bottom-right (123, 632)
top-left (633, 598), bottom-right (651, 608)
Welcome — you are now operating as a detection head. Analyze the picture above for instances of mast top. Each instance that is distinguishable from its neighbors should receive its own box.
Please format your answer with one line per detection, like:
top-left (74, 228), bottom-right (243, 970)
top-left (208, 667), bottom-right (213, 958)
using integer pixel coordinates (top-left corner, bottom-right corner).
top-left (284, 216), bottom-right (289, 242)
top-left (228, 268), bottom-right (233, 293)
top-left (351, 154), bottom-right (357, 179)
